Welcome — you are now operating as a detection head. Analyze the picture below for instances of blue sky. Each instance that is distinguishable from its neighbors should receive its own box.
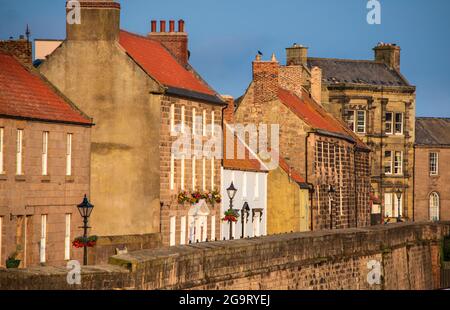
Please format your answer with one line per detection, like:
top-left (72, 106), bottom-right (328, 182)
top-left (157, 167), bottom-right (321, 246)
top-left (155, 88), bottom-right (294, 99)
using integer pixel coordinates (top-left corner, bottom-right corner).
top-left (1, 0), bottom-right (450, 117)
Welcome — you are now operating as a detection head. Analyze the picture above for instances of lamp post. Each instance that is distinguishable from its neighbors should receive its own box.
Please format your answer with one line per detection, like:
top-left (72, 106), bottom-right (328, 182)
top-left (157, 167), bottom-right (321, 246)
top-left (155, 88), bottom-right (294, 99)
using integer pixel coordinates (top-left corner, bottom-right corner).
top-left (241, 202), bottom-right (250, 239)
top-left (226, 182), bottom-right (237, 240)
top-left (77, 194), bottom-right (94, 266)
top-left (395, 189), bottom-right (402, 223)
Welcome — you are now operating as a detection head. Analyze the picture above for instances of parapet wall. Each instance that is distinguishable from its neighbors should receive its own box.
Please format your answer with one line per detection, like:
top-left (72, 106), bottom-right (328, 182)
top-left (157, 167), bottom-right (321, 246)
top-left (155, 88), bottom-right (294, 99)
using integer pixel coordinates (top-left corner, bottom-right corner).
top-left (1, 222), bottom-right (449, 290)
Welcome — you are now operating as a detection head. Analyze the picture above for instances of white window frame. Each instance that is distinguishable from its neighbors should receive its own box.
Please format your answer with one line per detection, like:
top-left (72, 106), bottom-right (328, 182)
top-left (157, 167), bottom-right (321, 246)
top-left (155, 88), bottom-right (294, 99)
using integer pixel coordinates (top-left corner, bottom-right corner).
top-left (430, 152), bottom-right (439, 176)
top-left (181, 106), bottom-right (185, 133)
top-left (181, 155), bottom-right (185, 190)
top-left (429, 192), bottom-right (440, 222)
top-left (42, 131), bottom-right (49, 176)
top-left (202, 109), bottom-right (207, 137)
top-left (65, 214), bottom-right (71, 260)
top-left (16, 129), bottom-right (23, 175)
top-left (384, 151), bottom-right (393, 175)
top-left (169, 216), bottom-right (176, 246)
top-left (180, 216), bottom-right (186, 245)
top-left (356, 110), bottom-right (366, 134)
top-left (0, 127), bottom-right (4, 174)
top-left (394, 113), bottom-right (404, 135)
top-left (384, 193), bottom-right (393, 218)
top-left (40, 214), bottom-right (47, 264)
top-left (170, 153), bottom-right (175, 190)
top-left (202, 157), bottom-right (206, 191)
top-left (211, 216), bottom-right (216, 241)
top-left (211, 111), bottom-right (215, 136)
top-left (347, 110), bottom-right (355, 132)
top-left (66, 133), bottom-right (72, 176)
top-left (170, 104), bottom-right (175, 134)
top-left (254, 173), bottom-right (259, 200)
top-left (394, 151), bottom-right (403, 175)
top-left (242, 172), bottom-right (248, 199)
top-left (385, 112), bottom-right (393, 135)
top-left (192, 108), bottom-right (196, 136)
top-left (210, 157), bottom-right (215, 190)
top-left (192, 156), bottom-right (196, 190)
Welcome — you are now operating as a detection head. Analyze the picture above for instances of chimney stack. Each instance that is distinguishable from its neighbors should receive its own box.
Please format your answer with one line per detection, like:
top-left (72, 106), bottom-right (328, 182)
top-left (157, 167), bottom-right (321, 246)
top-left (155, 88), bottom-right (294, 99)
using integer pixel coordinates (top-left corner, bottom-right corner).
top-left (148, 19), bottom-right (189, 66)
top-left (310, 67), bottom-right (322, 104)
top-left (0, 36), bottom-right (32, 66)
top-left (253, 54), bottom-right (280, 104)
top-left (222, 95), bottom-right (235, 123)
top-left (374, 43), bottom-right (401, 71)
top-left (66, 0), bottom-right (121, 41)
top-left (286, 43), bottom-right (308, 66)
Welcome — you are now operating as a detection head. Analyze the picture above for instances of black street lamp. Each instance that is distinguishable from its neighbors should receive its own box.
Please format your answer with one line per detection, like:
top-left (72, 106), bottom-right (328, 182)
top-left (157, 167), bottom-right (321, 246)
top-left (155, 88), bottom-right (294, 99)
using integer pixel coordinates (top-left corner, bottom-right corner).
top-left (226, 182), bottom-right (237, 240)
top-left (241, 202), bottom-right (250, 239)
top-left (77, 194), bottom-right (94, 265)
top-left (395, 189), bottom-right (403, 223)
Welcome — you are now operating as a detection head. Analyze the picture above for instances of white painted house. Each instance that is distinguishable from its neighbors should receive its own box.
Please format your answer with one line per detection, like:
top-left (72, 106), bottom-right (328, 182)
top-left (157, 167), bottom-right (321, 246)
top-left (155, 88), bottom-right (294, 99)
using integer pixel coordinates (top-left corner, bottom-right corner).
top-left (221, 126), bottom-right (268, 240)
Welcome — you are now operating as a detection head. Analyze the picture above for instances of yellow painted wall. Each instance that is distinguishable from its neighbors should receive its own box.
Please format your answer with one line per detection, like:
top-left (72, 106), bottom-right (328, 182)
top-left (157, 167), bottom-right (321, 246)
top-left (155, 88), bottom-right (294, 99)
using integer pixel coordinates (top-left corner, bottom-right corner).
top-left (267, 167), bottom-right (310, 234)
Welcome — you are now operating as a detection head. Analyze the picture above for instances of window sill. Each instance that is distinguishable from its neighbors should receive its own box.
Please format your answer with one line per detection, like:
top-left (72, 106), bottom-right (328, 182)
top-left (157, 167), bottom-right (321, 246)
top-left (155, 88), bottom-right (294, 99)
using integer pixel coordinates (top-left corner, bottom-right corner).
top-left (41, 175), bottom-right (51, 183)
top-left (15, 175), bottom-right (26, 182)
top-left (65, 176), bottom-right (75, 183)
top-left (0, 174), bottom-right (6, 181)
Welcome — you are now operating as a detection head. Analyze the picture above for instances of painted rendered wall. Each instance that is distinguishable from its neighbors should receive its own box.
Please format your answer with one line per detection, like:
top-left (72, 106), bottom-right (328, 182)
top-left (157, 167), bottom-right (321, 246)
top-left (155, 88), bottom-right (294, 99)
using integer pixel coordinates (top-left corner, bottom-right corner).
top-left (221, 169), bottom-right (267, 239)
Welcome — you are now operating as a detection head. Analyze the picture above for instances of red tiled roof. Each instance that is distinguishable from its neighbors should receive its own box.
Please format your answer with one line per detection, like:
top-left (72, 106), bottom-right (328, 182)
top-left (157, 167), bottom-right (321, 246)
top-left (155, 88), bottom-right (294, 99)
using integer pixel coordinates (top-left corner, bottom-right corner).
top-left (278, 156), bottom-right (306, 184)
top-left (0, 51), bottom-right (91, 125)
top-left (277, 88), bottom-right (368, 150)
top-left (119, 30), bottom-right (216, 96)
top-left (222, 124), bottom-right (267, 173)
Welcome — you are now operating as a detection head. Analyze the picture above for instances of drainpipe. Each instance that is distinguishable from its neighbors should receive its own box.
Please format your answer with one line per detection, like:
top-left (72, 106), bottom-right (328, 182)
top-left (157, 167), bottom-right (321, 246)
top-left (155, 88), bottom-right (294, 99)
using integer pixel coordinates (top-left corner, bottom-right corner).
top-left (354, 144), bottom-right (358, 228)
top-left (305, 132), bottom-right (313, 231)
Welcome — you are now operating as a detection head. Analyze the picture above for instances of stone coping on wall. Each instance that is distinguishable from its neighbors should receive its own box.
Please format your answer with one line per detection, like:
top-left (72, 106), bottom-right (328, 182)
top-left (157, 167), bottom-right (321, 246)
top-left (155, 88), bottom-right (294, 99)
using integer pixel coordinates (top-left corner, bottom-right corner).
top-left (1, 222), bottom-right (449, 290)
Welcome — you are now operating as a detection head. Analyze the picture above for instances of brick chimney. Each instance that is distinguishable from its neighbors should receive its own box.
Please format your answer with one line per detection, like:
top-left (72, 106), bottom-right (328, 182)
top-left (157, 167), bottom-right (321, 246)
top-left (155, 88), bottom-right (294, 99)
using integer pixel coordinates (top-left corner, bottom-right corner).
top-left (253, 53), bottom-right (279, 104)
top-left (222, 95), bottom-right (235, 123)
top-left (148, 19), bottom-right (189, 66)
top-left (286, 43), bottom-right (308, 66)
top-left (374, 43), bottom-right (401, 71)
top-left (0, 36), bottom-right (32, 66)
top-left (66, 0), bottom-right (121, 41)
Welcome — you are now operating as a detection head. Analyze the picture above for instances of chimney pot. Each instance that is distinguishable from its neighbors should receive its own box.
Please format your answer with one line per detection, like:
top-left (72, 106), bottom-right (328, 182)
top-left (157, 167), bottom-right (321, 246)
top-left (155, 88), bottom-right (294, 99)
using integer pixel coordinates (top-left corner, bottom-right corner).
top-left (151, 20), bottom-right (157, 32)
top-left (178, 19), bottom-right (185, 32)
top-left (169, 20), bottom-right (175, 32)
top-left (160, 20), bottom-right (166, 32)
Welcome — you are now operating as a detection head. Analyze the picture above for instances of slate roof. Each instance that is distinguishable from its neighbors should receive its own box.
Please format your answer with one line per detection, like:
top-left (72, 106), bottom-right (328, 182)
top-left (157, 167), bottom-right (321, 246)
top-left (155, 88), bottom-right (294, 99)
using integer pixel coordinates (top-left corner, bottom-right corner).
top-left (0, 50), bottom-right (92, 125)
top-left (277, 88), bottom-right (370, 150)
top-left (416, 118), bottom-right (450, 146)
top-left (119, 30), bottom-right (224, 105)
top-left (307, 58), bottom-right (411, 87)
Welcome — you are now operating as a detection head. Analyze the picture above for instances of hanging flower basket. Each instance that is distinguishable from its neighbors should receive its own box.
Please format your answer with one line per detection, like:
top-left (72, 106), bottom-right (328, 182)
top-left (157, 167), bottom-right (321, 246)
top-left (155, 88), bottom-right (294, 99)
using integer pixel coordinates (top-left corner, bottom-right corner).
top-left (177, 190), bottom-right (222, 206)
top-left (222, 210), bottom-right (239, 223)
top-left (72, 236), bottom-right (98, 248)
top-left (177, 191), bottom-right (190, 204)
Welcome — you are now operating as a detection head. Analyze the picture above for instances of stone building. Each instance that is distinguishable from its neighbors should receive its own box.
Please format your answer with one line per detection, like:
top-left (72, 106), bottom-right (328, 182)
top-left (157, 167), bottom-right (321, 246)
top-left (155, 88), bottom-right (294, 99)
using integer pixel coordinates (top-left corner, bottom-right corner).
top-left (0, 45), bottom-right (92, 267)
top-left (39, 1), bottom-right (226, 250)
top-left (293, 43), bottom-right (416, 223)
top-left (414, 118), bottom-right (450, 222)
top-left (223, 98), bottom-right (310, 235)
top-left (234, 53), bottom-right (371, 231)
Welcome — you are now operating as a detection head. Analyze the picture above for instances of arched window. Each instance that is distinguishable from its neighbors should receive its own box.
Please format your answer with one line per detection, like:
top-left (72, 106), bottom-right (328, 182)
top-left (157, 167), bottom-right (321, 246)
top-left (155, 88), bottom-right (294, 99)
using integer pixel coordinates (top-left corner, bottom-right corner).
top-left (429, 192), bottom-right (440, 222)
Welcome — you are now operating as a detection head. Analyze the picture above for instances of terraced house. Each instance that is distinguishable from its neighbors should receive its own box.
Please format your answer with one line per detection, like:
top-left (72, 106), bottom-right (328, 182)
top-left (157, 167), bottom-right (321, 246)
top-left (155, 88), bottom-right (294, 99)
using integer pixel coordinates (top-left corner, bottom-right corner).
top-left (234, 52), bottom-right (371, 231)
top-left (39, 0), bottom-right (226, 254)
top-left (0, 42), bottom-right (92, 267)
top-left (300, 43), bottom-right (416, 223)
